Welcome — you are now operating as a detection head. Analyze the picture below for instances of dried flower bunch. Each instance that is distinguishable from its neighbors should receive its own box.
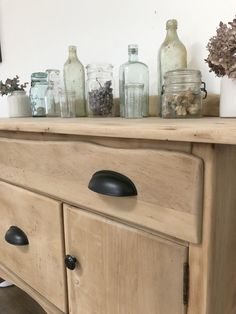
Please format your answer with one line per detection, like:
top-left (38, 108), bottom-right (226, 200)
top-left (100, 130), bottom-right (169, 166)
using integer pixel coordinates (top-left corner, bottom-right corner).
top-left (0, 75), bottom-right (28, 96)
top-left (205, 17), bottom-right (236, 79)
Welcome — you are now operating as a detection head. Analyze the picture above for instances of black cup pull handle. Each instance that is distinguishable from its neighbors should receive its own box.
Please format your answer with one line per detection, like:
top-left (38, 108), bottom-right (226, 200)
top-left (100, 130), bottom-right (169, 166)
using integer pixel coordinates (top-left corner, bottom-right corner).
top-left (65, 255), bottom-right (77, 270)
top-left (88, 170), bottom-right (137, 197)
top-left (5, 226), bottom-right (29, 246)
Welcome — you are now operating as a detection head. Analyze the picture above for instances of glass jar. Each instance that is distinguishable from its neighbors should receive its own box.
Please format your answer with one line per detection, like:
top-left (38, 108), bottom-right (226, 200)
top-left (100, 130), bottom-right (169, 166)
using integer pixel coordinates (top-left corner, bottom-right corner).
top-left (60, 91), bottom-right (76, 118)
top-left (29, 72), bottom-right (48, 117)
top-left (45, 69), bottom-right (61, 117)
top-left (86, 63), bottom-right (114, 117)
top-left (161, 69), bottom-right (207, 118)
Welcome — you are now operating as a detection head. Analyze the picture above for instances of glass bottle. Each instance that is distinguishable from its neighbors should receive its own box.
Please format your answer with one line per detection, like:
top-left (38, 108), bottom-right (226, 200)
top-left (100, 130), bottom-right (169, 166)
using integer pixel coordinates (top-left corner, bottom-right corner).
top-left (161, 69), bottom-right (207, 118)
top-left (29, 72), bottom-right (48, 117)
top-left (86, 63), bottom-right (114, 117)
top-left (119, 44), bottom-right (149, 118)
top-left (45, 69), bottom-right (61, 117)
top-left (158, 19), bottom-right (187, 97)
top-left (63, 45), bottom-right (86, 117)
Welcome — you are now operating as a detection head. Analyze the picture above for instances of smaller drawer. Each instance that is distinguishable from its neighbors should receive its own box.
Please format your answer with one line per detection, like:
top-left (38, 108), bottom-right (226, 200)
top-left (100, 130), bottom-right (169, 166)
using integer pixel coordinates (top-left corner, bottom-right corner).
top-left (0, 181), bottom-right (67, 312)
top-left (0, 139), bottom-right (203, 243)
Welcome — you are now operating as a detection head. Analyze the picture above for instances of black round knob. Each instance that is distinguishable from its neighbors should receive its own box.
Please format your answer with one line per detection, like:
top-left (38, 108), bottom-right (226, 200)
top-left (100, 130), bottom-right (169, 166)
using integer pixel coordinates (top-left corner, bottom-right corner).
top-left (65, 255), bottom-right (77, 270)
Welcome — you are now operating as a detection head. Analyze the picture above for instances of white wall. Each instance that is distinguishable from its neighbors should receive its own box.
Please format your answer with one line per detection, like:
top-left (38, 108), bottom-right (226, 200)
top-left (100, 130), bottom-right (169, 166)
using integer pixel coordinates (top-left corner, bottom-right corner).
top-left (0, 0), bottom-right (235, 116)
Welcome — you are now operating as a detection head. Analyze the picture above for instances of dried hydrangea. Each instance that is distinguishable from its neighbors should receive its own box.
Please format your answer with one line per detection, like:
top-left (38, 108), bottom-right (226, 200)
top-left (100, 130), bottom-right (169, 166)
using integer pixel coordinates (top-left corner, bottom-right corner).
top-left (0, 75), bottom-right (28, 96)
top-left (205, 17), bottom-right (236, 79)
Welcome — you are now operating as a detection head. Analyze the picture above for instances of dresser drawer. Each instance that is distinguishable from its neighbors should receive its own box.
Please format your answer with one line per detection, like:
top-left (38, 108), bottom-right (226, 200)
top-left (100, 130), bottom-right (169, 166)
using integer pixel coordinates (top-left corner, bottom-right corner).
top-left (0, 138), bottom-right (203, 243)
top-left (0, 181), bottom-right (67, 312)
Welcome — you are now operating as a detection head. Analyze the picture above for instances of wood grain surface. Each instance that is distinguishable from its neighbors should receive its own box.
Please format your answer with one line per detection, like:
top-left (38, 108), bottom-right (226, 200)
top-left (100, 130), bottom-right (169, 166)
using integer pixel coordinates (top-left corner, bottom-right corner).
top-left (0, 117), bottom-right (236, 144)
top-left (64, 205), bottom-right (188, 314)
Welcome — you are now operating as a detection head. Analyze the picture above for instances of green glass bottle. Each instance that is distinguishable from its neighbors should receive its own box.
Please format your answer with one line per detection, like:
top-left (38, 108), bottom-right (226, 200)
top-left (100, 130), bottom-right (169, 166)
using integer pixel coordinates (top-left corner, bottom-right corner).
top-left (63, 46), bottom-right (86, 117)
top-left (119, 44), bottom-right (149, 118)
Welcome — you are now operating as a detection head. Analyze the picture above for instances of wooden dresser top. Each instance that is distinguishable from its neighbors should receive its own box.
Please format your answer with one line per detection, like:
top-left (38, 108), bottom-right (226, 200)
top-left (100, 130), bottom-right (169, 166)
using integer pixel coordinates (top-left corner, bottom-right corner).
top-left (0, 117), bottom-right (235, 144)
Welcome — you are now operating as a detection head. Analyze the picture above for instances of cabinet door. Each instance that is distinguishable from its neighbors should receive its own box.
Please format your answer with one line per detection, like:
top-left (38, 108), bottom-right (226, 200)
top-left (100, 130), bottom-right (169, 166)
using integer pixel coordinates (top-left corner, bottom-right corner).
top-left (64, 205), bottom-right (188, 314)
top-left (0, 181), bottom-right (67, 312)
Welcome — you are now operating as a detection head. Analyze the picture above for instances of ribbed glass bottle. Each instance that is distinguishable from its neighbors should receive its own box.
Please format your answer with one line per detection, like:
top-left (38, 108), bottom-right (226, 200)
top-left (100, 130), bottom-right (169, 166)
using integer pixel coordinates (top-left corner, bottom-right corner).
top-left (63, 45), bottom-right (86, 117)
top-left (119, 44), bottom-right (149, 118)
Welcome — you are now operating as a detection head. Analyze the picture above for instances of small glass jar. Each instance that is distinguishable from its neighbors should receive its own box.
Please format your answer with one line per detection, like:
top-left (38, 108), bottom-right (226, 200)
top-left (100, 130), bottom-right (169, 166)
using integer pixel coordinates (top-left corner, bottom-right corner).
top-left (45, 69), bottom-right (61, 117)
top-left (30, 72), bottom-right (48, 117)
top-left (161, 69), bottom-right (207, 118)
top-left (60, 91), bottom-right (76, 118)
top-left (86, 63), bottom-right (114, 117)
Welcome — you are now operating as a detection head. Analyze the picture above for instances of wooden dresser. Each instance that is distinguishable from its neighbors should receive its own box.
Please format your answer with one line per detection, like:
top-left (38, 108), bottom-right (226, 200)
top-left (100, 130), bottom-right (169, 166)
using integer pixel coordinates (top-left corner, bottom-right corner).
top-left (0, 117), bottom-right (235, 314)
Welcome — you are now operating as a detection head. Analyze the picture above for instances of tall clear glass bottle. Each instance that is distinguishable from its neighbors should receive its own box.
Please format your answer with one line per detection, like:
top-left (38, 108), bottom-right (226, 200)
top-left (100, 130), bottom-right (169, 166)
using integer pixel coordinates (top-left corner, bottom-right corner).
top-left (119, 44), bottom-right (149, 118)
top-left (63, 45), bottom-right (86, 117)
top-left (158, 19), bottom-right (187, 96)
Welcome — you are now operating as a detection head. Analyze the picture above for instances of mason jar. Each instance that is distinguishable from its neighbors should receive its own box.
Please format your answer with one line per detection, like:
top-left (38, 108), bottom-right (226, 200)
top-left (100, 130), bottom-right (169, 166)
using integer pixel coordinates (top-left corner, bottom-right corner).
top-left (86, 63), bottom-right (114, 117)
top-left (161, 69), bottom-right (207, 118)
top-left (30, 72), bottom-right (48, 117)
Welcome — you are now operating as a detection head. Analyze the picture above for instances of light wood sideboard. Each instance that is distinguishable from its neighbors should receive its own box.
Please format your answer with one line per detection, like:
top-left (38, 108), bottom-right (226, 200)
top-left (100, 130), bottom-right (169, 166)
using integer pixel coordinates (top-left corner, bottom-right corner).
top-left (0, 117), bottom-right (235, 314)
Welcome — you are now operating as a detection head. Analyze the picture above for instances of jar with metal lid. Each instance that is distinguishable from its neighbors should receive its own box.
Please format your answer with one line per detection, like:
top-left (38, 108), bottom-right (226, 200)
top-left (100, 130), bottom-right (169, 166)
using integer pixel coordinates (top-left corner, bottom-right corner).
top-left (161, 69), bottom-right (207, 118)
top-left (86, 63), bottom-right (114, 117)
top-left (29, 72), bottom-right (48, 117)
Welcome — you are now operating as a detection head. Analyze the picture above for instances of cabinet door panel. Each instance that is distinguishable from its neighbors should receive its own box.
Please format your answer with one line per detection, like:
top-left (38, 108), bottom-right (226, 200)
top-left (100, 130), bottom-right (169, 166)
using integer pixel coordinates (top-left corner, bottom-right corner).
top-left (64, 205), bottom-right (188, 314)
top-left (0, 181), bottom-right (67, 312)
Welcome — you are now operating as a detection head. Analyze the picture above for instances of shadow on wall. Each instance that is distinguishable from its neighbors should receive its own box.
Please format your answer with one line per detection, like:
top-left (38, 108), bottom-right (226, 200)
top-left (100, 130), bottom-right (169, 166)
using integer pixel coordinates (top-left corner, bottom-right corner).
top-left (188, 42), bottom-right (220, 93)
top-left (188, 43), bottom-right (203, 70)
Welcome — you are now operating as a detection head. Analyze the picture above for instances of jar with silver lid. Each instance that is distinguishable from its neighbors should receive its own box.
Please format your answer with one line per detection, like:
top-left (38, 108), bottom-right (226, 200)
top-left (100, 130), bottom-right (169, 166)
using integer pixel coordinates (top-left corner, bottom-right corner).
top-left (161, 69), bottom-right (207, 118)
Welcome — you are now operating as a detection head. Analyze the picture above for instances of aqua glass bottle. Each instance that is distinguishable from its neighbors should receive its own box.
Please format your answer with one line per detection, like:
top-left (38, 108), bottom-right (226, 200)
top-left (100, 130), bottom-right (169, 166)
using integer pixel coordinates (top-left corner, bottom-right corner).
top-left (158, 19), bottom-right (187, 95)
top-left (119, 44), bottom-right (149, 118)
top-left (63, 45), bottom-right (86, 117)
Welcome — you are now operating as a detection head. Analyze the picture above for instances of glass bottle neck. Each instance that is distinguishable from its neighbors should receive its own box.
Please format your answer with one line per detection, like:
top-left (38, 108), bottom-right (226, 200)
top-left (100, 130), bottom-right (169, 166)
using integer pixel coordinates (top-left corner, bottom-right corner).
top-left (129, 53), bottom-right (139, 62)
top-left (165, 28), bottom-right (179, 41)
top-left (68, 51), bottom-right (79, 61)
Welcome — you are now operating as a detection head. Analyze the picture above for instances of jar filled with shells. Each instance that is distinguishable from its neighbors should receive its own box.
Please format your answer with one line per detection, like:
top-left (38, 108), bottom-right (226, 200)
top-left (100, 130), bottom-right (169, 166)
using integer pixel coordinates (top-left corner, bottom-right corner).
top-left (161, 69), bottom-right (207, 118)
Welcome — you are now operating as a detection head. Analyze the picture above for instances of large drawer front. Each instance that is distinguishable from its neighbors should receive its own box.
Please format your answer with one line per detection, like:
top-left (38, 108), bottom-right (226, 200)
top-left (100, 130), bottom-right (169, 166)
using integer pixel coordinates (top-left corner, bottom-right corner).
top-left (0, 138), bottom-right (203, 243)
top-left (0, 181), bottom-right (67, 312)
